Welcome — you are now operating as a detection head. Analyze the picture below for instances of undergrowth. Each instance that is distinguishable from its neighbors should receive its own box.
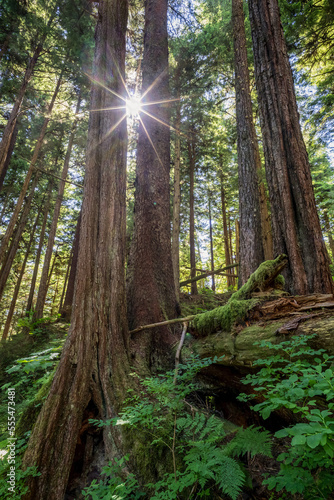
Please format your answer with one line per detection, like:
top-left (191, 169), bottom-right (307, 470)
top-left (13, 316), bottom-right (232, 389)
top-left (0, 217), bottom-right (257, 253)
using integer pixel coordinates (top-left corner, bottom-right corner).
top-left (85, 356), bottom-right (272, 500)
top-left (238, 333), bottom-right (334, 499)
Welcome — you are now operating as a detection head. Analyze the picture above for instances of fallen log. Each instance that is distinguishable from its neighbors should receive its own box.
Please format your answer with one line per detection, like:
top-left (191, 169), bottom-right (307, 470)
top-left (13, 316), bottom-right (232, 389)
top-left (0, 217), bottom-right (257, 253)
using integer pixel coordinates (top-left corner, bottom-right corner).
top-left (180, 263), bottom-right (239, 287)
top-left (130, 255), bottom-right (288, 336)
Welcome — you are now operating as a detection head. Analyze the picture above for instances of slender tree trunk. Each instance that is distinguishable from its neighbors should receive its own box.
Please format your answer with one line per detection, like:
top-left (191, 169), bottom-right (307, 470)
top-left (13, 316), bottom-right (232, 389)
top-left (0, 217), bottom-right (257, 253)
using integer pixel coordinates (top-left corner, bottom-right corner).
top-left (0, 73), bottom-right (62, 266)
top-left (0, 122), bottom-right (18, 192)
top-left (323, 211), bottom-right (334, 263)
top-left (188, 138), bottom-right (198, 295)
top-left (60, 211), bottom-right (81, 320)
top-left (248, 0), bottom-right (333, 294)
top-left (127, 0), bottom-right (179, 370)
top-left (0, 9), bottom-right (56, 179)
top-left (172, 89), bottom-right (181, 299)
top-left (58, 249), bottom-right (72, 314)
top-left (1, 208), bottom-right (41, 342)
top-left (0, 173), bottom-right (40, 302)
top-left (233, 0), bottom-right (265, 285)
top-left (23, 1), bottom-right (130, 498)
top-left (208, 196), bottom-right (215, 291)
top-left (34, 96), bottom-right (81, 320)
top-left (220, 174), bottom-right (233, 288)
top-left (236, 218), bottom-right (240, 267)
top-left (26, 179), bottom-right (53, 313)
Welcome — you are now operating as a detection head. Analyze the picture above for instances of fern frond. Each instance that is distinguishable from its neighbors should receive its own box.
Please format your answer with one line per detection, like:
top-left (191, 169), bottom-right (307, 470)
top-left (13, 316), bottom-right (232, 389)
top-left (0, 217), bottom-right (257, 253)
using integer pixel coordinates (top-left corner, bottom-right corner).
top-left (225, 425), bottom-right (272, 458)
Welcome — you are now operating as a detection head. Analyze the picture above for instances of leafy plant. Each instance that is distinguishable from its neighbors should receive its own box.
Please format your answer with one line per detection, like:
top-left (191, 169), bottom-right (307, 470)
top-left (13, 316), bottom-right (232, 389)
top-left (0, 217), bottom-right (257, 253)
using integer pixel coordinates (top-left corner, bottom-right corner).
top-left (0, 432), bottom-right (40, 499)
top-left (238, 334), bottom-right (334, 499)
top-left (88, 356), bottom-right (272, 500)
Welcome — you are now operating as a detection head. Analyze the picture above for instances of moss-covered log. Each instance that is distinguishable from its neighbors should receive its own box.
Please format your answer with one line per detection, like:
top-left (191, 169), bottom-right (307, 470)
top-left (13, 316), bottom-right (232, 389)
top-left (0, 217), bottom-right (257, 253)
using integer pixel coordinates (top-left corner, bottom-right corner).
top-left (184, 314), bottom-right (334, 370)
top-left (192, 254), bottom-right (288, 337)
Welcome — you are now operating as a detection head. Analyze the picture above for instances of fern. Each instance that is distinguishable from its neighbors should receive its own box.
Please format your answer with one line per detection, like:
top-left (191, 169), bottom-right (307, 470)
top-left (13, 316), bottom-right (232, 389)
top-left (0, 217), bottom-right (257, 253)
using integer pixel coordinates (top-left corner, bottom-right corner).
top-left (216, 455), bottom-right (245, 500)
top-left (225, 425), bottom-right (272, 458)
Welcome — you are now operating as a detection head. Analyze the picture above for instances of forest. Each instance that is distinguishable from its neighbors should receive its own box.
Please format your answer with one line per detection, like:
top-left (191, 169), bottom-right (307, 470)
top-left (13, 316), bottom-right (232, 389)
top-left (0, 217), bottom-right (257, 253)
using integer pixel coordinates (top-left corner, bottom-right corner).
top-left (1, 0), bottom-right (334, 498)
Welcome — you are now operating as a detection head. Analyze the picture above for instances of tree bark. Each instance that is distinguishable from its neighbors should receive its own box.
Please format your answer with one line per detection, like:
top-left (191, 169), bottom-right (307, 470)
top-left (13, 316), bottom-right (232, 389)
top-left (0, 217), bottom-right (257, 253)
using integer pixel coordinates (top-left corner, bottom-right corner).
top-left (0, 121), bottom-right (18, 192)
top-left (0, 9), bottom-right (56, 180)
top-left (23, 2), bottom-right (130, 498)
top-left (172, 81), bottom-right (181, 300)
top-left (0, 73), bottom-right (62, 267)
top-left (60, 211), bottom-right (82, 321)
top-left (1, 208), bottom-right (41, 342)
top-left (220, 174), bottom-right (234, 289)
top-left (188, 137), bottom-right (198, 295)
top-left (323, 211), bottom-right (334, 263)
top-left (248, 0), bottom-right (333, 294)
top-left (34, 96), bottom-right (81, 320)
top-left (208, 196), bottom-right (215, 291)
top-left (127, 0), bottom-right (179, 371)
top-left (233, 0), bottom-right (265, 285)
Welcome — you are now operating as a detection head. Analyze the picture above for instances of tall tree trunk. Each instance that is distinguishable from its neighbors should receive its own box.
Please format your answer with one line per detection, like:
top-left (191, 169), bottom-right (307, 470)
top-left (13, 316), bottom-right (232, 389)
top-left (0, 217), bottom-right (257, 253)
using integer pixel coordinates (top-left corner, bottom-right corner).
top-left (58, 248), bottom-right (72, 314)
top-left (1, 208), bottom-right (41, 342)
top-left (34, 96), bottom-right (81, 320)
top-left (220, 174), bottom-right (233, 288)
top-left (23, 1), bottom-right (130, 498)
top-left (60, 211), bottom-right (81, 320)
top-left (0, 173), bottom-right (40, 302)
top-left (0, 9), bottom-right (56, 179)
top-left (25, 178), bottom-right (54, 313)
top-left (0, 121), bottom-right (18, 192)
top-left (172, 86), bottom-right (181, 300)
top-left (248, 0), bottom-right (333, 294)
top-left (232, 0), bottom-right (265, 285)
top-left (208, 196), bottom-right (215, 291)
top-left (0, 73), bottom-right (62, 266)
top-left (127, 0), bottom-right (179, 370)
top-left (188, 138), bottom-right (198, 295)
top-left (323, 211), bottom-right (334, 263)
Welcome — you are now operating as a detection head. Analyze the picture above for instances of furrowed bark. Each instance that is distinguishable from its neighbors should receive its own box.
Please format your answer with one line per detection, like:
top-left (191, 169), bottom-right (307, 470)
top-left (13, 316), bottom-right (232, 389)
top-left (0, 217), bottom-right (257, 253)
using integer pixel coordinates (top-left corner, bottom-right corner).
top-left (233, 0), bottom-right (265, 285)
top-left (248, 0), bottom-right (333, 294)
top-left (188, 137), bottom-right (198, 295)
top-left (172, 79), bottom-right (181, 300)
top-left (60, 210), bottom-right (81, 320)
top-left (127, 0), bottom-right (179, 371)
top-left (22, 1), bottom-right (130, 498)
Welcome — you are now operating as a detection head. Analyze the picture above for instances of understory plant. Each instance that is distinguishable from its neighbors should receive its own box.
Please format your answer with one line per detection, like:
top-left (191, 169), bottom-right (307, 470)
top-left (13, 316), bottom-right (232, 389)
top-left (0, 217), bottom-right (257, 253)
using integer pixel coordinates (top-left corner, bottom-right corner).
top-left (86, 356), bottom-right (272, 500)
top-left (238, 334), bottom-right (334, 499)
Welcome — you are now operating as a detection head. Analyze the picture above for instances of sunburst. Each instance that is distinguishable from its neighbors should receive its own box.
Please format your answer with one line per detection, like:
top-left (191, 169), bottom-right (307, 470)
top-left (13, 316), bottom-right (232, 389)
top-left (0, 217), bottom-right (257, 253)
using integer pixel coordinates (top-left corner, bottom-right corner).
top-left (86, 62), bottom-right (188, 163)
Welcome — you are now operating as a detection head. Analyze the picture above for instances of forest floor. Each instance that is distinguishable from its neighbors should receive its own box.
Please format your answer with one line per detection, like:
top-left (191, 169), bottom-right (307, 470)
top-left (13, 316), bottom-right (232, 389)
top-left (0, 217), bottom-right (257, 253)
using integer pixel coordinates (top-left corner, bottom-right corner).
top-left (1, 291), bottom-right (334, 498)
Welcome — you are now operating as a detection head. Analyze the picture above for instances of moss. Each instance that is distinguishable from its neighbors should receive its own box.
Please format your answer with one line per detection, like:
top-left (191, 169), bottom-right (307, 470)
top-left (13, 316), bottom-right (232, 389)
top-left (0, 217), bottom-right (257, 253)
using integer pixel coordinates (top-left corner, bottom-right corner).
top-left (274, 274), bottom-right (285, 289)
top-left (193, 299), bottom-right (260, 337)
top-left (232, 254), bottom-right (287, 301)
top-left (192, 255), bottom-right (287, 338)
top-left (16, 370), bottom-right (55, 435)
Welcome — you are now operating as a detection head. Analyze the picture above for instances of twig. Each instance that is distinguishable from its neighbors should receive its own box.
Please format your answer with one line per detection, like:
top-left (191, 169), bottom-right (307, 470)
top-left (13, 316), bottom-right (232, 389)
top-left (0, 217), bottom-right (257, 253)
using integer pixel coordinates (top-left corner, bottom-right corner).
top-left (173, 322), bottom-right (188, 385)
top-left (130, 316), bottom-right (195, 335)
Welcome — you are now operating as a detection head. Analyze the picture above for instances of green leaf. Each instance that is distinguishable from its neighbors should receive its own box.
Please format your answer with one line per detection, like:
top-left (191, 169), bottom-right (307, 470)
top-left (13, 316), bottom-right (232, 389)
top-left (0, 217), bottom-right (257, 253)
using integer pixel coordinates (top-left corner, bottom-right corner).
top-left (306, 433), bottom-right (323, 449)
